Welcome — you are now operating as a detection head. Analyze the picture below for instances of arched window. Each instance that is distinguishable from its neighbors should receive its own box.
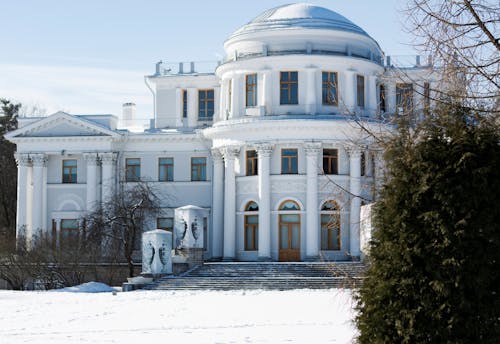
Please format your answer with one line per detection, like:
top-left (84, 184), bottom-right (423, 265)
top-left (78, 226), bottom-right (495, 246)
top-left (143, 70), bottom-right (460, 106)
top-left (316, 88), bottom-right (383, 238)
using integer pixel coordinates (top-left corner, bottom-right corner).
top-left (244, 201), bottom-right (258, 251)
top-left (278, 200), bottom-right (301, 261)
top-left (321, 200), bottom-right (341, 250)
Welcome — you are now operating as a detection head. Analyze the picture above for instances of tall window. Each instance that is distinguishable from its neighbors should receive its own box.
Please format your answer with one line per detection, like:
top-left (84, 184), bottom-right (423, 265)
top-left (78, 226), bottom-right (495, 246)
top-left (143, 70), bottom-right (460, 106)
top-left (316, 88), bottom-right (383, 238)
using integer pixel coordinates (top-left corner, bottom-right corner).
top-left (158, 157), bottom-right (174, 181)
top-left (322, 149), bottom-right (338, 175)
top-left (60, 219), bottom-right (79, 248)
top-left (281, 149), bottom-right (298, 174)
top-left (198, 89), bottom-right (214, 120)
top-left (321, 201), bottom-right (341, 250)
top-left (182, 89), bottom-right (187, 118)
top-left (361, 152), bottom-right (366, 176)
top-left (125, 158), bottom-right (141, 182)
top-left (244, 201), bottom-right (259, 251)
top-left (62, 159), bottom-right (77, 183)
top-left (357, 75), bottom-right (365, 108)
top-left (396, 83), bottom-right (414, 114)
top-left (280, 71), bottom-right (298, 105)
top-left (379, 84), bottom-right (386, 112)
top-left (157, 217), bottom-right (174, 233)
top-left (246, 74), bottom-right (257, 107)
top-left (191, 157), bottom-right (207, 181)
top-left (322, 71), bottom-right (338, 106)
top-left (246, 150), bottom-right (258, 176)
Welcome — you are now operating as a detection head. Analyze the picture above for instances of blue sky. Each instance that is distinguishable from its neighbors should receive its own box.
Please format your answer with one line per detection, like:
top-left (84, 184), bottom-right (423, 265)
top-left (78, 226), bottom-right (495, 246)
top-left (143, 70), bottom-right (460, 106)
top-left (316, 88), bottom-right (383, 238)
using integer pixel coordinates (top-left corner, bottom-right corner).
top-left (0, 0), bottom-right (416, 120)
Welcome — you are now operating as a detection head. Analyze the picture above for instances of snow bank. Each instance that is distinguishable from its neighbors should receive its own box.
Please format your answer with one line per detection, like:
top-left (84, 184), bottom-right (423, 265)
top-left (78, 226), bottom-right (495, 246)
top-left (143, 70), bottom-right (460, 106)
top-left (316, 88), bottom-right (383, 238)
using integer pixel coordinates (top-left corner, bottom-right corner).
top-left (55, 281), bottom-right (115, 293)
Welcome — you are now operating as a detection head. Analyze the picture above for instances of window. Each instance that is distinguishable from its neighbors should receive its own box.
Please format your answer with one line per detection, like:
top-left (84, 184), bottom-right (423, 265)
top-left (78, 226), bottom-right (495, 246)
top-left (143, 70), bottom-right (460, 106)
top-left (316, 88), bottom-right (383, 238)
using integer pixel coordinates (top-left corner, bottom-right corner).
top-left (125, 158), bottom-right (141, 182)
top-left (281, 149), bottom-right (298, 174)
top-left (61, 219), bottom-right (79, 248)
top-left (278, 200), bottom-right (301, 260)
top-left (158, 157), bottom-right (174, 182)
top-left (182, 89), bottom-right (187, 118)
top-left (191, 157), bottom-right (207, 181)
top-left (62, 159), bottom-right (77, 183)
top-left (198, 89), bottom-right (214, 120)
top-left (322, 72), bottom-right (338, 106)
top-left (396, 83), bottom-right (414, 114)
top-left (244, 201), bottom-right (259, 251)
top-left (246, 150), bottom-right (258, 176)
top-left (357, 75), bottom-right (365, 108)
top-left (157, 217), bottom-right (174, 232)
top-left (280, 71), bottom-right (298, 105)
top-left (246, 74), bottom-right (257, 107)
top-left (321, 201), bottom-right (341, 250)
top-left (361, 152), bottom-right (366, 176)
top-left (322, 149), bottom-right (338, 175)
top-left (423, 82), bottom-right (430, 115)
top-left (379, 84), bottom-right (386, 112)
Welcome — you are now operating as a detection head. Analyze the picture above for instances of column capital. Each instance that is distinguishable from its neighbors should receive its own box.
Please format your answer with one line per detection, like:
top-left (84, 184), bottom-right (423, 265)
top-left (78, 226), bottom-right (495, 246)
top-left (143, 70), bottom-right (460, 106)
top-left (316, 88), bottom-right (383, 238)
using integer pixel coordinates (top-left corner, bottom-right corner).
top-left (83, 153), bottom-right (100, 165)
top-left (31, 153), bottom-right (47, 167)
top-left (304, 142), bottom-right (322, 156)
top-left (100, 152), bottom-right (118, 165)
top-left (221, 146), bottom-right (240, 160)
top-left (344, 145), bottom-right (364, 158)
top-left (255, 143), bottom-right (273, 157)
top-left (210, 148), bottom-right (224, 162)
top-left (15, 153), bottom-right (31, 166)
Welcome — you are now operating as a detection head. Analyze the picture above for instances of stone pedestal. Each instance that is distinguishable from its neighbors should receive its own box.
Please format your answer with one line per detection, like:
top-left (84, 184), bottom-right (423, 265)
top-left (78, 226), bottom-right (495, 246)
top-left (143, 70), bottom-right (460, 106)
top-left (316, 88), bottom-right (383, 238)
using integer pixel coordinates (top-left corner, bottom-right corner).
top-left (142, 230), bottom-right (172, 275)
top-left (174, 205), bottom-right (209, 249)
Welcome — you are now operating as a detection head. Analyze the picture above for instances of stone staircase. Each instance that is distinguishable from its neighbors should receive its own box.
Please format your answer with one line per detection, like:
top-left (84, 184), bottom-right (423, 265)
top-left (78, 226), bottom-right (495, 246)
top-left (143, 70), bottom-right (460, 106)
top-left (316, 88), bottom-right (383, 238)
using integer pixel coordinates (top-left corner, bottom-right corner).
top-left (144, 262), bottom-right (366, 290)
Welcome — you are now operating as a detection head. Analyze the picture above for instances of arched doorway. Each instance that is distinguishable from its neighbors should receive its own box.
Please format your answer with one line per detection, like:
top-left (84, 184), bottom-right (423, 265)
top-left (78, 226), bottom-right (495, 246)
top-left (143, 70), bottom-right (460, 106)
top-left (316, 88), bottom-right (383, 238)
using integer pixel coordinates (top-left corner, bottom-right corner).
top-left (278, 200), bottom-right (301, 261)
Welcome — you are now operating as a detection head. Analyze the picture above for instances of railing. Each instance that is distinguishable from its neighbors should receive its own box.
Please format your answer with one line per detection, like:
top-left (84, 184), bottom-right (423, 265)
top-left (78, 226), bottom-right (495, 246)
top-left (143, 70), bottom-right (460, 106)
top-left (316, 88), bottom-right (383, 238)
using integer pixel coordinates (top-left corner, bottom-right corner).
top-left (152, 60), bottom-right (221, 76)
top-left (384, 55), bottom-right (433, 68)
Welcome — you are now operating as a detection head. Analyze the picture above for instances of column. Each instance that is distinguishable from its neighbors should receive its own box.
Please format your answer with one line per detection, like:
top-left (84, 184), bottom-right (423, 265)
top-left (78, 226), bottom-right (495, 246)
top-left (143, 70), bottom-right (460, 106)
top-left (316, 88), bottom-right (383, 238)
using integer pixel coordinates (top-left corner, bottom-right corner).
top-left (222, 146), bottom-right (239, 260)
top-left (31, 153), bottom-right (47, 240)
top-left (347, 146), bottom-right (362, 258)
top-left (15, 153), bottom-right (31, 240)
top-left (83, 153), bottom-right (100, 211)
top-left (261, 70), bottom-right (272, 115)
top-left (305, 68), bottom-right (317, 115)
top-left (230, 74), bottom-right (241, 118)
top-left (211, 148), bottom-right (224, 259)
top-left (305, 142), bottom-right (321, 260)
top-left (342, 70), bottom-right (356, 113)
top-left (187, 87), bottom-right (197, 127)
top-left (175, 88), bottom-right (183, 127)
top-left (367, 75), bottom-right (378, 116)
top-left (256, 143), bottom-right (273, 260)
top-left (373, 150), bottom-right (385, 200)
top-left (386, 83), bottom-right (396, 114)
top-left (101, 152), bottom-right (117, 204)
top-left (213, 86), bottom-right (220, 121)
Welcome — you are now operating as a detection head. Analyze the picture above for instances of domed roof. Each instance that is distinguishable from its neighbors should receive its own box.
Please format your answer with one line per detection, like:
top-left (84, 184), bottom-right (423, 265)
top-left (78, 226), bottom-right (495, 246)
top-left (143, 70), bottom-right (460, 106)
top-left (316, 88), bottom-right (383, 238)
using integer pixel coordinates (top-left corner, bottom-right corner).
top-left (228, 3), bottom-right (369, 40)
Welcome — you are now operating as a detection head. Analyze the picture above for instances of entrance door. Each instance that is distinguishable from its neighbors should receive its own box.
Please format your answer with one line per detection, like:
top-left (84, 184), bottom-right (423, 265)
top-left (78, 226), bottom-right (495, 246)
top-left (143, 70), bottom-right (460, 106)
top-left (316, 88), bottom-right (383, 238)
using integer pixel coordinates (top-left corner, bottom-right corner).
top-left (279, 214), bottom-right (300, 261)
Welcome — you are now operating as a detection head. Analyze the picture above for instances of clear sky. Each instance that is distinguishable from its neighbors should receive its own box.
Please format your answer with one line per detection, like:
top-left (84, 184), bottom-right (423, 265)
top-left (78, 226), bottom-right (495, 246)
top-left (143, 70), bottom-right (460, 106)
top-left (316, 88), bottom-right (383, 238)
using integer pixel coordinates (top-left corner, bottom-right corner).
top-left (0, 0), bottom-right (417, 120)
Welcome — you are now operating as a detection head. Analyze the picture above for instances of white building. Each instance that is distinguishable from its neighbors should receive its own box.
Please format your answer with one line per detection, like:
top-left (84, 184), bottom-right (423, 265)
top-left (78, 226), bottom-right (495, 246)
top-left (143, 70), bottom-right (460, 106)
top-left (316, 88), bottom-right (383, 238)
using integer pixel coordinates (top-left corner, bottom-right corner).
top-left (6, 3), bottom-right (435, 262)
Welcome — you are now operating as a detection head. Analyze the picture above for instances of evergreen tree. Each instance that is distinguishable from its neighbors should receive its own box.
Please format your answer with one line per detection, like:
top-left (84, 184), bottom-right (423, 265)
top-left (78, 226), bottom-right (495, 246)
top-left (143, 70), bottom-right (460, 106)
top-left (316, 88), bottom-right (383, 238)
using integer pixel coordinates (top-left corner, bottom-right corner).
top-left (355, 107), bottom-right (500, 343)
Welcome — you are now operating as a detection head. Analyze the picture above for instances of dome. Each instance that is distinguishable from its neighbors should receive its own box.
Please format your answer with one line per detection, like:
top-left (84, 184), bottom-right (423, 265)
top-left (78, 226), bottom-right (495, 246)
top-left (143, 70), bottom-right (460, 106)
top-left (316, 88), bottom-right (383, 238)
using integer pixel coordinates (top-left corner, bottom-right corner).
top-left (228, 3), bottom-right (369, 40)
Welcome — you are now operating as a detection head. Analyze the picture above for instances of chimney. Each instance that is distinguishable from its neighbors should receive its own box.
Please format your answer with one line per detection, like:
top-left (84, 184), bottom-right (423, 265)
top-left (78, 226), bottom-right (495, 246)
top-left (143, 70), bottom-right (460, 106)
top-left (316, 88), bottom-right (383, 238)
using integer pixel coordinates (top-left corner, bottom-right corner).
top-left (122, 102), bottom-right (136, 125)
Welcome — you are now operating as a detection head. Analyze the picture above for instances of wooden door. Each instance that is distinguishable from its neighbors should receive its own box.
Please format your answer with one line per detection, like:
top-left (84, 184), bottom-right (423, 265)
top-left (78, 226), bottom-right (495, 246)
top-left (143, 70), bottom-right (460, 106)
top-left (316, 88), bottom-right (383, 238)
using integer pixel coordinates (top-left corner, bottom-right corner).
top-left (279, 214), bottom-right (300, 261)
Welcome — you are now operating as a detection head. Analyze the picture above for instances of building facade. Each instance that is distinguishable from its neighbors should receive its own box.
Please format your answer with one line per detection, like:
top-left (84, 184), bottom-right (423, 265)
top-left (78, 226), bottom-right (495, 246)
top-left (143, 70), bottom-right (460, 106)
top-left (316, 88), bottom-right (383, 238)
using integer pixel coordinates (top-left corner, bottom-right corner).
top-left (6, 3), bottom-right (436, 261)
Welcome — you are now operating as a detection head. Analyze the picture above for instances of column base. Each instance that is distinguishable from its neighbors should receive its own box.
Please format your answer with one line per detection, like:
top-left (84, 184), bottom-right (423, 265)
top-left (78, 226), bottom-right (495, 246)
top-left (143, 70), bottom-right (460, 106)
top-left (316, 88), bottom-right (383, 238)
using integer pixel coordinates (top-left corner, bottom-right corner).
top-left (304, 255), bottom-right (320, 262)
top-left (257, 256), bottom-right (272, 262)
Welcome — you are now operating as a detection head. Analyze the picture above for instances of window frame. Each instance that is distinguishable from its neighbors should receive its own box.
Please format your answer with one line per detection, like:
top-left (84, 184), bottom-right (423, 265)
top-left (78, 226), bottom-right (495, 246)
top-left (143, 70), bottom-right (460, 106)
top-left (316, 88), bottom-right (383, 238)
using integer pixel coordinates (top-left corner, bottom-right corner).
top-left (281, 148), bottom-right (298, 174)
top-left (320, 201), bottom-right (341, 251)
top-left (246, 150), bottom-right (258, 176)
top-left (356, 75), bottom-right (365, 108)
top-left (322, 71), bottom-right (338, 106)
top-left (60, 218), bottom-right (80, 249)
top-left (191, 157), bottom-right (207, 181)
top-left (125, 158), bottom-right (141, 182)
top-left (396, 83), bottom-right (414, 114)
top-left (158, 157), bottom-right (174, 182)
top-left (322, 149), bottom-right (338, 175)
top-left (198, 89), bottom-right (215, 120)
top-left (245, 74), bottom-right (258, 107)
top-left (182, 89), bottom-right (188, 118)
top-left (62, 159), bottom-right (78, 184)
top-left (280, 71), bottom-right (299, 105)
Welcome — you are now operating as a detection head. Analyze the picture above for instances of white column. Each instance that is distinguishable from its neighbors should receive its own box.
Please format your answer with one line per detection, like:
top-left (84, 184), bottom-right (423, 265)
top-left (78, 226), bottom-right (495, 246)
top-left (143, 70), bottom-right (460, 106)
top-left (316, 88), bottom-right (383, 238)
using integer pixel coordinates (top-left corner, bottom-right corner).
top-left (230, 74), bottom-right (241, 118)
top-left (373, 150), bottom-right (385, 200)
top-left (347, 147), bottom-right (362, 258)
top-left (342, 70), bottom-right (356, 113)
top-left (175, 88), bottom-right (183, 127)
top-left (386, 83), bottom-right (396, 114)
top-left (261, 70), bottom-right (272, 115)
top-left (84, 153), bottom-right (100, 211)
top-left (219, 79), bottom-right (226, 121)
top-left (367, 75), bottom-right (378, 116)
top-left (31, 154), bottom-right (47, 241)
top-left (213, 86), bottom-right (220, 121)
top-left (211, 148), bottom-right (224, 259)
top-left (15, 153), bottom-right (31, 240)
top-left (305, 142), bottom-right (321, 259)
top-left (222, 146), bottom-right (239, 260)
top-left (305, 68), bottom-right (317, 115)
top-left (187, 87), bottom-right (198, 127)
top-left (101, 152), bottom-right (117, 204)
top-left (256, 143), bottom-right (273, 260)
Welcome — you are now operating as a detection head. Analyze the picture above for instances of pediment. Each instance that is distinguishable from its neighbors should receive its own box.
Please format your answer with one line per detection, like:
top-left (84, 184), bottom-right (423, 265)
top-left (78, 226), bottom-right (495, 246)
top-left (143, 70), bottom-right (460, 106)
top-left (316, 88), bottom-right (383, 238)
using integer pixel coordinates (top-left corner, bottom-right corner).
top-left (6, 111), bottom-right (120, 139)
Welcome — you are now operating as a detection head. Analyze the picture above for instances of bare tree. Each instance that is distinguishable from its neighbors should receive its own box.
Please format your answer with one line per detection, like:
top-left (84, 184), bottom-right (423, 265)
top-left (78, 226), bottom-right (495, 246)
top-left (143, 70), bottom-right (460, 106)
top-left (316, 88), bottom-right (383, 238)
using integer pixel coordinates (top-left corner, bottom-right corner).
top-left (405, 0), bottom-right (499, 113)
top-left (83, 182), bottom-right (161, 277)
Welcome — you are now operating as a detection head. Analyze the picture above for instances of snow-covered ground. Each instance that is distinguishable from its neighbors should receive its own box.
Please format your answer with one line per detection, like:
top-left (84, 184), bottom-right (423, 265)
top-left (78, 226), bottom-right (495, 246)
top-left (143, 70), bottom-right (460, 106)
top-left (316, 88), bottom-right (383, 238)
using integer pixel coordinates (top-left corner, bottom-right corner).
top-left (0, 287), bottom-right (357, 343)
